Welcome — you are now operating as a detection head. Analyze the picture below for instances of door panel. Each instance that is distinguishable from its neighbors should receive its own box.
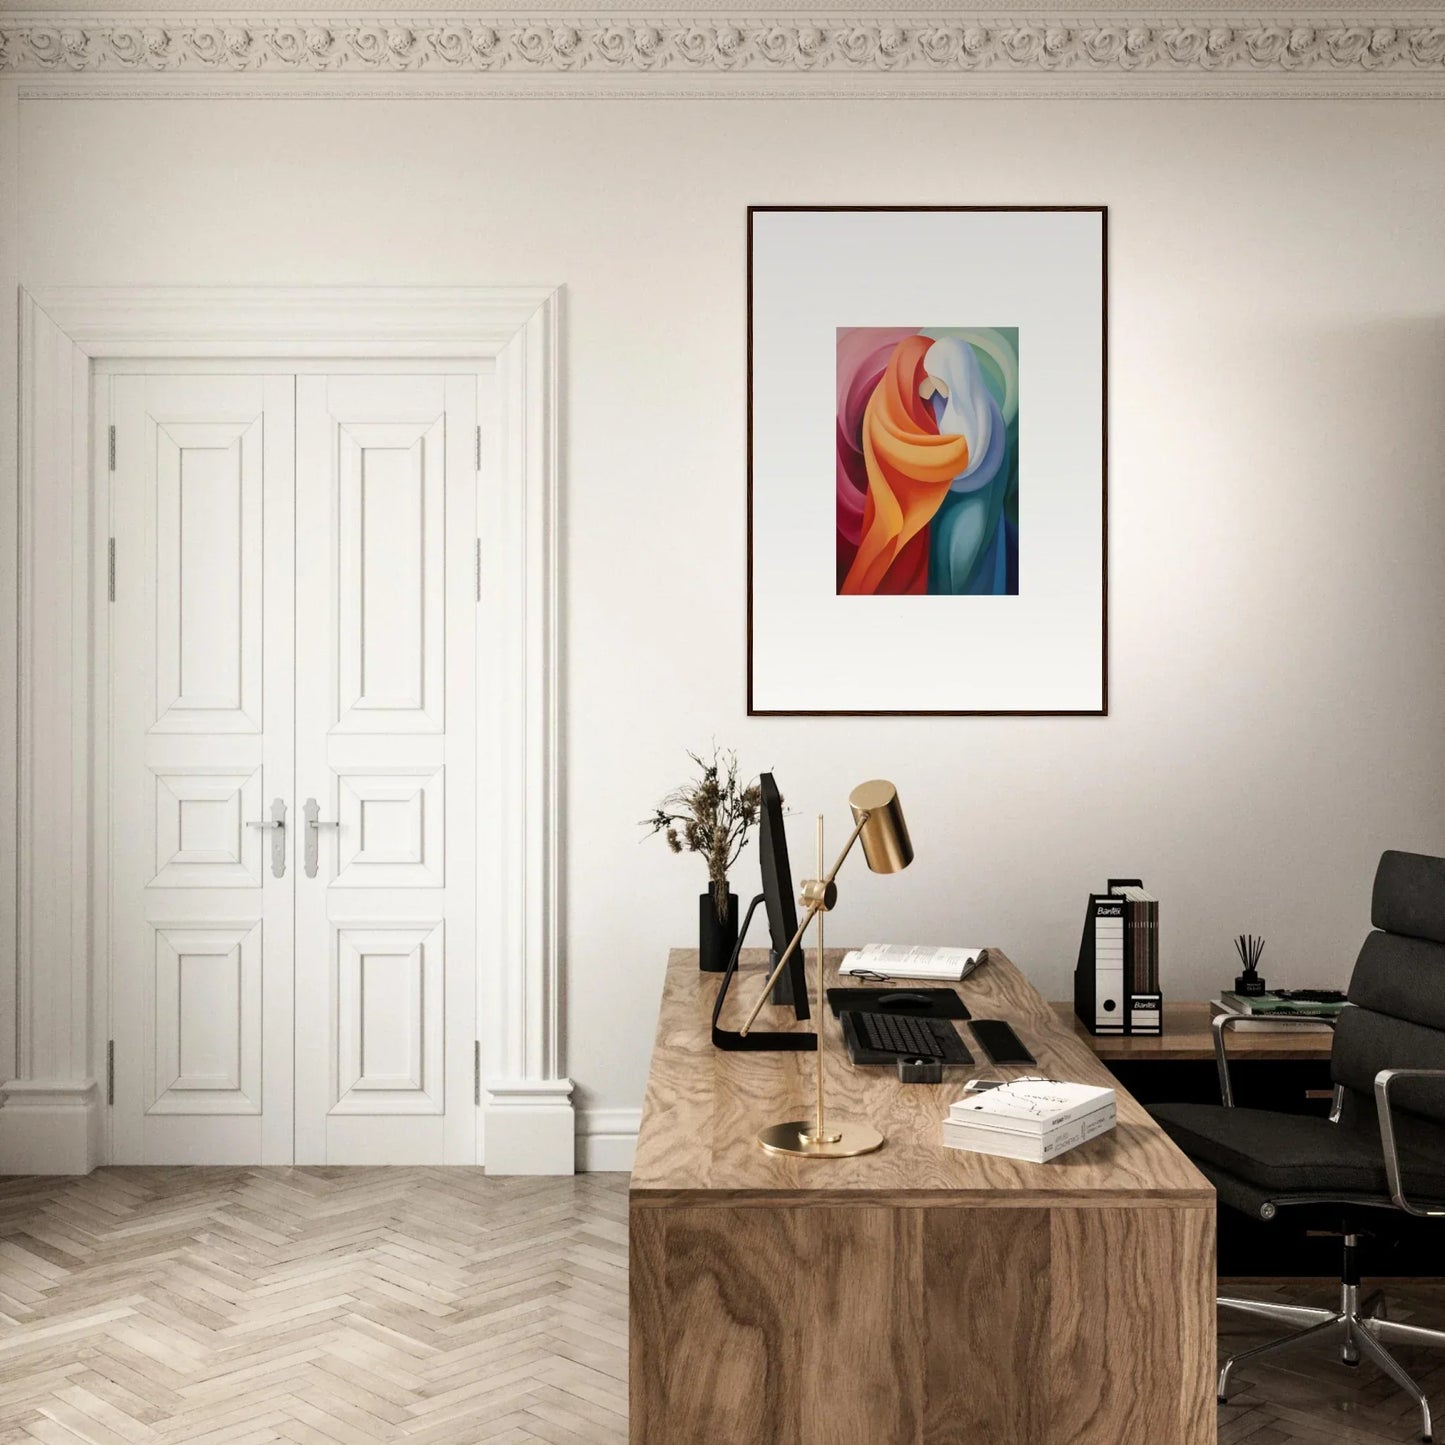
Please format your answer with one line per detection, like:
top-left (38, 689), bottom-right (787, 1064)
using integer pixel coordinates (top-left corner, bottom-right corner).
top-left (110, 374), bottom-right (295, 1164)
top-left (336, 420), bottom-right (445, 732)
top-left (294, 374), bottom-right (477, 1165)
top-left (333, 921), bottom-right (444, 1114)
top-left (333, 768), bottom-right (445, 888)
top-left (149, 921), bottom-right (262, 1114)
top-left (150, 768), bottom-right (264, 888)
top-left (152, 422), bottom-right (264, 732)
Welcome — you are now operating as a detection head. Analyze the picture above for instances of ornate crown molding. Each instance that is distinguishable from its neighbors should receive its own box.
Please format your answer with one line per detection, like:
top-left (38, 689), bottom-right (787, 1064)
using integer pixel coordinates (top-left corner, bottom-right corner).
top-left (2, 12), bottom-right (1444, 88)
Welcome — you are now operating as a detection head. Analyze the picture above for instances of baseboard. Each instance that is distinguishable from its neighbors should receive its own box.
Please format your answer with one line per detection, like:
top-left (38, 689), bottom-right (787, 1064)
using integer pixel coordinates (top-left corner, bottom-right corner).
top-left (0, 1079), bottom-right (102, 1175)
top-left (0, 1079), bottom-right (637, 1176)
top-left (577, 1107), bottom-right (639, 1173)
top-left (483, 1078), bottom-right (576, 1175)
top-left (0, 1079), bottom-right (640, 1177)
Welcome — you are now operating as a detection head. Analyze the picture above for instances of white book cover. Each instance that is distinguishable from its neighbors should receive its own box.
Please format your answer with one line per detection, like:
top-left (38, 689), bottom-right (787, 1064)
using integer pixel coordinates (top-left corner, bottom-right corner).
top-left (948, 1079), bottom-right (1115, 1134)
top-left (943, 1103), bottom-right (1116, 1163)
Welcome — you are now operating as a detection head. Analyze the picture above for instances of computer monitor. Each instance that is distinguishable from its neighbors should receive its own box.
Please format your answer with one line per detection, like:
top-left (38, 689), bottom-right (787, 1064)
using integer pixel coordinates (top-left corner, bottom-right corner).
top-left (709, 771), bottom-right (815, 1051)
top-left (758, 773), bottom-right (810, 1020)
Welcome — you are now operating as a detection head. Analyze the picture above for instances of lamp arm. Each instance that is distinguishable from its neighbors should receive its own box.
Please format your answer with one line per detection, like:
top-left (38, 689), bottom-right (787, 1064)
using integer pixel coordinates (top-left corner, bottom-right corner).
top-left (818, 812), bottom-right (872, 890)
top-left (737, 900), bottom-right (822, 1039)
top-left (738, 812), bottom-right (871, 1038)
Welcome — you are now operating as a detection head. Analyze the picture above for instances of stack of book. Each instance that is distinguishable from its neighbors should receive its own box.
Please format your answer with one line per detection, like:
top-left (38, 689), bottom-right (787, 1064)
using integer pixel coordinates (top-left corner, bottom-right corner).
top-left (942, 1079), bottom-right (1117, 1163)
top-left (1210, 990), bottom-right (1344, 1033)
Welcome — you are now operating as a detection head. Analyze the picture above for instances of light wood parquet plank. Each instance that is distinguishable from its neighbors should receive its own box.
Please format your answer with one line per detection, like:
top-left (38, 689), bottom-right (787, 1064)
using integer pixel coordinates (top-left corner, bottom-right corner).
top-left (0, 1171), bottom-right (630, 1445)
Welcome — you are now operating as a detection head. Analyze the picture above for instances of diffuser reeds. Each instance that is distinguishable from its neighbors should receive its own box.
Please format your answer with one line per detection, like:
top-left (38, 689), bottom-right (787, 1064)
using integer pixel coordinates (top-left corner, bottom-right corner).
top-left (1234, 934), bottom-right (1265, 976)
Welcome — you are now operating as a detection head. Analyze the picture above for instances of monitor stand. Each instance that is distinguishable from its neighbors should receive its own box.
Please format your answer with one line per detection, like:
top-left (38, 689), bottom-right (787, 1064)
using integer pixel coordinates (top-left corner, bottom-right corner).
top-left (711, 895), bottom-right (816, 1053)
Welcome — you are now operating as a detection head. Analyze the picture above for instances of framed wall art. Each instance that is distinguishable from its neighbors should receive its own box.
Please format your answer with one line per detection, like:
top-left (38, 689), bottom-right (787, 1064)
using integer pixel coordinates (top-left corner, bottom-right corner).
top-left (747, 205), bottom-right (1107, 716)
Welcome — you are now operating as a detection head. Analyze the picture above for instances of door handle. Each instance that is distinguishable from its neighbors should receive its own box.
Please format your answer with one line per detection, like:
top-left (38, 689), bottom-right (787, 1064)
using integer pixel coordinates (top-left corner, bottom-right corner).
top-left (303, 797), bottom-right (340, 879)
top-left (246, 797), bottom-right (288, 879)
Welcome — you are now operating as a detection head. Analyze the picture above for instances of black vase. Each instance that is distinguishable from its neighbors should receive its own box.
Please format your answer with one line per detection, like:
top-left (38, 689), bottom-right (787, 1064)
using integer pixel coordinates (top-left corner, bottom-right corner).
top-left (699, 888), bottom-right (739, 972)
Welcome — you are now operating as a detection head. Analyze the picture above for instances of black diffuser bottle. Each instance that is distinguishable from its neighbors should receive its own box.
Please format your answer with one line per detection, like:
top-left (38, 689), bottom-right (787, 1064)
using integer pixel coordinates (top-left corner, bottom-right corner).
top-left (1234, 934), bottom-right (1267, 996)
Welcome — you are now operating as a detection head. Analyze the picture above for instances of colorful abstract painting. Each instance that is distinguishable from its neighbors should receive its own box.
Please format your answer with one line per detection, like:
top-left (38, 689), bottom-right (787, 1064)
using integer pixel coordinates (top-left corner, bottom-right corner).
top-left (837, 327), bottom-right (1019, 596)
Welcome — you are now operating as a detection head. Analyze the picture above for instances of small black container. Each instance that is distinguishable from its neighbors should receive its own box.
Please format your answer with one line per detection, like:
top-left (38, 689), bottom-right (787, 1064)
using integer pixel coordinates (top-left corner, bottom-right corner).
top-left (699, 888), bottom-right (739, 972)
top-left (1235, 972), bottom-right (1268, 997)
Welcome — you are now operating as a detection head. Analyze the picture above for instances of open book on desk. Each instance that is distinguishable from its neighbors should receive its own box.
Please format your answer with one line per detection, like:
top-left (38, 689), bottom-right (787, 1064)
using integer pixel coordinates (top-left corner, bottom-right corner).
top-left (839, 943), bottom-right (986, 982)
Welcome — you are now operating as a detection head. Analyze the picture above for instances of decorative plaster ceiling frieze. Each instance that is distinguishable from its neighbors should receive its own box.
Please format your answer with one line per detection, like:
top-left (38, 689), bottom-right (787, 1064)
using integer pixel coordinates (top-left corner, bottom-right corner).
top-left (2, 10), bottom-right (1444, 91)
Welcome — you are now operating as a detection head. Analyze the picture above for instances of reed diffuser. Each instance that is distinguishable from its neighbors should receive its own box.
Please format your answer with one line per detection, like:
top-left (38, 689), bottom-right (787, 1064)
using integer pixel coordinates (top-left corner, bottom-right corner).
top-left (1234, 934), bottom-right (1267, 997)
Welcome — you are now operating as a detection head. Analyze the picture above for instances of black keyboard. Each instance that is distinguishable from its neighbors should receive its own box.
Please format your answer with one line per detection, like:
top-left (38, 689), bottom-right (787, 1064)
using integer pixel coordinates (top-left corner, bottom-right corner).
top-left (843, 1011), bottom-right (974, 1065)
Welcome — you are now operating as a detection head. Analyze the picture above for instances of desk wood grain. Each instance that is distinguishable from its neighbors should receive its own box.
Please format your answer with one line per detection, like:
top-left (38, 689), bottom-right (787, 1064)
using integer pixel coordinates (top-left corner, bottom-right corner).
top-left (631, 948), bottom-right (1213, 1206)
top-left (629, 949), bottom-right (1216, 1445)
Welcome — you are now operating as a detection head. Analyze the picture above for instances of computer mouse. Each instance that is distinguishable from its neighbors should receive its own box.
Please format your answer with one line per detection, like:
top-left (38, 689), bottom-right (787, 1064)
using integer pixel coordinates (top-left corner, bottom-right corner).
top-left (878, 992), bottom-right (933, 1010)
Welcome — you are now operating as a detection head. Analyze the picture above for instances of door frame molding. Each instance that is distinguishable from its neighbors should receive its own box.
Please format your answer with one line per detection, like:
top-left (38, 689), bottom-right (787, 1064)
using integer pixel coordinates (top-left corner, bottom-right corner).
top-left (1, 285), bottom-right (572, 1175)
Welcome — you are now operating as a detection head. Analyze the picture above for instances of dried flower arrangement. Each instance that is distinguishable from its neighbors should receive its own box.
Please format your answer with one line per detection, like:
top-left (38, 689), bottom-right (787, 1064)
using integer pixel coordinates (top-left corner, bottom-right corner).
top-left (643, 746), bottom-right (763, 921)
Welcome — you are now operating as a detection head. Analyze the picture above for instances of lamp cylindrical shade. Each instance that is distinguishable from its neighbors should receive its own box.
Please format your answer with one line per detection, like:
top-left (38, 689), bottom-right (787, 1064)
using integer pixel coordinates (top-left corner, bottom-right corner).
top-left (848, 780), bottom-right (913, 874)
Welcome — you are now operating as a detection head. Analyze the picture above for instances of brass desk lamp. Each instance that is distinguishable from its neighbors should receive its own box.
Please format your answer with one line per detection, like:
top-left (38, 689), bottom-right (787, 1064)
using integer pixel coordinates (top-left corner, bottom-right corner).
top-left (738, 779), bottom-right (913, 1158)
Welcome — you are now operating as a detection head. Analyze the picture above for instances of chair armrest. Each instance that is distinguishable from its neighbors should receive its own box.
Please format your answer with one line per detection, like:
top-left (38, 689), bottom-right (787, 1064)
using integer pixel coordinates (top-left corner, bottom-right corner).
top-left (1212, 1010), bottom-right (1338, 1108)
top-left (1375, 1068), bottom-right (1445, 1217)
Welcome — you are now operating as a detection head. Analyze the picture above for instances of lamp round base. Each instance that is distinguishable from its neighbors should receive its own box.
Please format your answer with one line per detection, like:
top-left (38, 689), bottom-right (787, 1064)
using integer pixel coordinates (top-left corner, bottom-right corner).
top-left (756, 1119), bottom-right (884, 1158)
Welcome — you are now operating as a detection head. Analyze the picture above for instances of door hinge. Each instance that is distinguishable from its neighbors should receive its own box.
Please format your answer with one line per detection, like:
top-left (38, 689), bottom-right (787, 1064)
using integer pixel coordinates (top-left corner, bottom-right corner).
top-left (106, 1040), bottom-right (115, 1106)
top-left (474, 539), bottom-right (482, 603)
top-left (107, 425), bottom-right (116, 472)
top-left (475, 424), bottom-right (482, 472)
top-left (474, 1041), bottom-right (481, 1106)
top-left (107, 538), bottom-right (116, 602)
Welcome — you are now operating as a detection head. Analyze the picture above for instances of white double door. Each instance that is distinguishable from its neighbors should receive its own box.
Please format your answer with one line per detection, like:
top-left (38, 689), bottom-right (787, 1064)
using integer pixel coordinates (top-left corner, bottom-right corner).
top-left (108, 369), bottom-right (479, 1165)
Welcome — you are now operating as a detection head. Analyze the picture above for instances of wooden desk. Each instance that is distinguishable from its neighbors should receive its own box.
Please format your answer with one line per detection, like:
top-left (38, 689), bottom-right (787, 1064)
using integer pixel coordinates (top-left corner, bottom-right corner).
top-left (1054, 1000), bottom-right (1335, 1062)
top-left (631, 949), bottom-right (1216, 1445)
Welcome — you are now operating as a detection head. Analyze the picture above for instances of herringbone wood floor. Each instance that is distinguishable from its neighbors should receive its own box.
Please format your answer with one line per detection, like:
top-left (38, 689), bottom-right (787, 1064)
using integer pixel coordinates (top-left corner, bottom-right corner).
top-left (2, 1169), bottom-right (1444, 1443)
top-left (0, 1169), bottom-right (629, 1444)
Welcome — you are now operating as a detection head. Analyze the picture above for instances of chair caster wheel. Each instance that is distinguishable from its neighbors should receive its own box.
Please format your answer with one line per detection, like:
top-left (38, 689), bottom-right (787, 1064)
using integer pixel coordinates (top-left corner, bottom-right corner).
top-left (1343, 1358), bottom-right (1360, 1368)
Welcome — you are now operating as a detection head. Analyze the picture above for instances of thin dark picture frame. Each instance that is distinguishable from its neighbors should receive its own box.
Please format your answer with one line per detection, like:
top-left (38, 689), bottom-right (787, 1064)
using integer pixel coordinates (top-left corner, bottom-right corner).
top-left (746, 203), bottom-right (1109, 717)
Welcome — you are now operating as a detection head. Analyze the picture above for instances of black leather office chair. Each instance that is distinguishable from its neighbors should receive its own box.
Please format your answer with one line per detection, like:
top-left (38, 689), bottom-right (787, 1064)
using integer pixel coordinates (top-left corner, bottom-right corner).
top-left (1151, 849), bottom-right (1445, 1443)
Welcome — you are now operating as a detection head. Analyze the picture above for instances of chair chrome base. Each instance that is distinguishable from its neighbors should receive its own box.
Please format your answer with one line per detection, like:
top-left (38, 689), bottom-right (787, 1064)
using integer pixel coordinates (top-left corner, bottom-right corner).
top-left (1219, 1265), bottom-right (1445, 1443)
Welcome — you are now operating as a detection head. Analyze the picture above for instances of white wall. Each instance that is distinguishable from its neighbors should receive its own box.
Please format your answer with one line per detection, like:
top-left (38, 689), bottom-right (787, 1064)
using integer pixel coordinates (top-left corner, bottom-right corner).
top-left (15, 95), bottom-right (1445, 1152)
